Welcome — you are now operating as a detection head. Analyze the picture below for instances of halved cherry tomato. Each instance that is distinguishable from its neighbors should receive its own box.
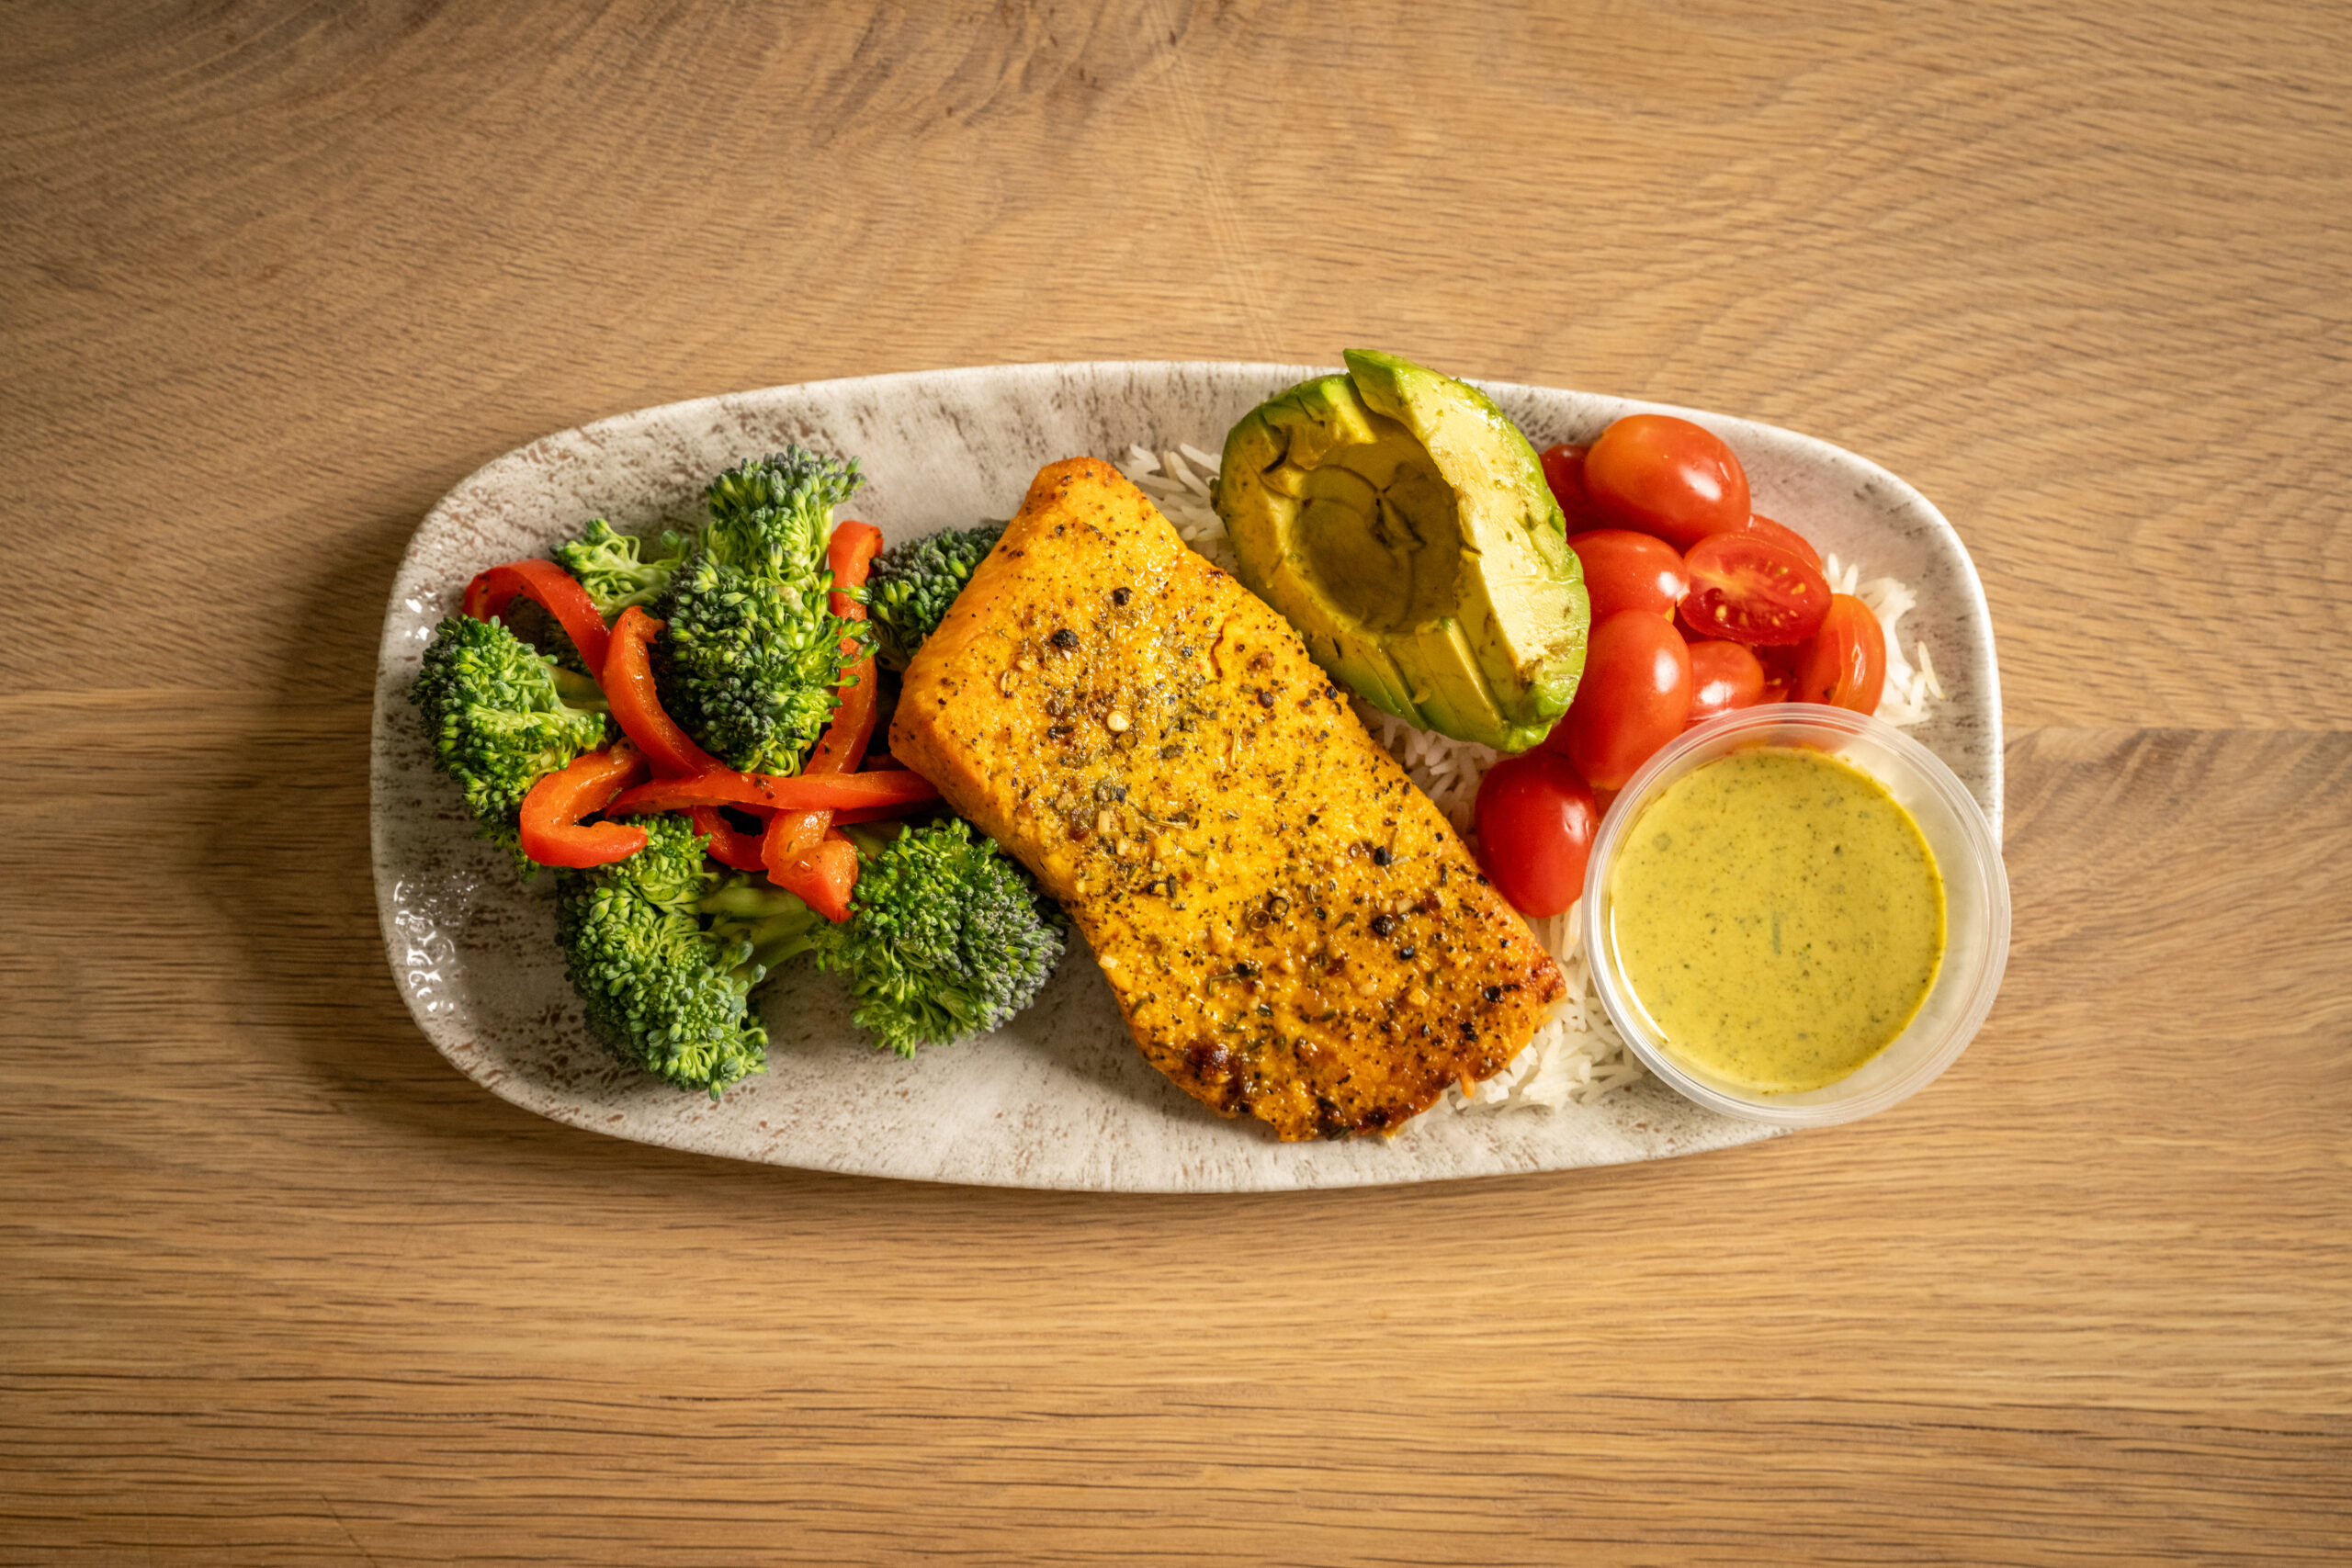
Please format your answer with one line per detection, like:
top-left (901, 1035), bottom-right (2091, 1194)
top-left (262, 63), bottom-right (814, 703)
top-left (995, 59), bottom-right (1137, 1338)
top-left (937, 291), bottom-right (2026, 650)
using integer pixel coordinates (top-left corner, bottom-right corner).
top-left (1680, 533), bottom-right (1833, 647)
top-left (1742, 513), bottom-right (1822, 570)
top-left (1473, 750), bottom-right (1599, 918)
top-left (1754, 643), bottom-right (1799, 705)
top-left (464, 558), bottom-right (613, 674)
top-left (1791, 594), bottom-right (1887, 716)
top-left (1539, 443), bottom-right (1609, 530)
top-left (1545, 609), bottom-right (1692, 791)
top-left (1686, 641), bottom-right (1768, 727)
top-left (1583, 414), bottom-right (1751, 550)
top-left (517, 746), bottom-right (650, 868)
top-left (1566, 529), bottom-right (1689, 622)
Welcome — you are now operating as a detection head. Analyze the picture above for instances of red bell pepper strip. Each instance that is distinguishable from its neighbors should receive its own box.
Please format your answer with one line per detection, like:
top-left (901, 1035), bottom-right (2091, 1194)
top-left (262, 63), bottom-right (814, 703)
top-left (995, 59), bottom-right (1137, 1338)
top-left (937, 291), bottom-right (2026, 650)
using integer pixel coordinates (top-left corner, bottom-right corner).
top-left (771, 522), bottom-right (891, 856)
top-left (761, 807), bottom-right (829, 873)
top-left (464, 558), bottom-right (612, 673)
top-left (824, 521), bottom-right (886, 622)
top-left (765, 830), bottom-right (860, 923)
top-left (829, 800), bottom-right (922, 826)
top-left (805, 660), bottom-right (881, 776)
top-left (689, 807), bottom-right (769, 872)
top-left (602, 607), bottom-right (725, 778)
top-left (517, 746), bottom-right (650, 868)
top-left (605, 766), bottom-right (940, 818)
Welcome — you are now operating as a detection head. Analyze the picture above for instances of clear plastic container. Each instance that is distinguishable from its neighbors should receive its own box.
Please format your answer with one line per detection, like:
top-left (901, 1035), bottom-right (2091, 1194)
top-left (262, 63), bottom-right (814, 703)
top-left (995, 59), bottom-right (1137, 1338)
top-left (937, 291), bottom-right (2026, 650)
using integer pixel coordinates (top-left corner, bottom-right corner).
top-left (1582, 704), bottom-right (2010, 1127)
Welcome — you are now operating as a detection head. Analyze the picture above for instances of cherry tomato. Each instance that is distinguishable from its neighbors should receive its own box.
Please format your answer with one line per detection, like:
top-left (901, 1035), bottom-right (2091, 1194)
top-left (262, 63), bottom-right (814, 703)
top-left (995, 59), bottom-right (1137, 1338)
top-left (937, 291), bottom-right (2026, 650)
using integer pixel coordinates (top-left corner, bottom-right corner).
top-left (1539, 443), bottom-right (1609, 529)
top-left (1743, 513), bottom-right (1822, 570)
top-left (1754, 643), bottom-right (1799, 705)
top-left (1791, 593), bottom-right (1887, 716)
top-left (1583, 414), bottom-right (1752, 550)
top-left (1473, 750), bottom-right (1599, 918)
top-left (1686, 640), bottom-right (1768, 727)
top-left (1680, 533), bottom-right (1834, 646)
top-left (1547, 609), bottom-right (1693, 790)
top-left (1566, 529), bottom-right (1689, 622)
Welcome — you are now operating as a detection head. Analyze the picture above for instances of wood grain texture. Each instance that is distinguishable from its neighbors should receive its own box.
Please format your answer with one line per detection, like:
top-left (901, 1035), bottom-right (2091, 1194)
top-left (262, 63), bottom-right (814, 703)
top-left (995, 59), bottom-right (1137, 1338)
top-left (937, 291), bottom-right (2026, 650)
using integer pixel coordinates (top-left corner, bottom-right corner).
top-left (2, 2), bottom-right (2346, 1562)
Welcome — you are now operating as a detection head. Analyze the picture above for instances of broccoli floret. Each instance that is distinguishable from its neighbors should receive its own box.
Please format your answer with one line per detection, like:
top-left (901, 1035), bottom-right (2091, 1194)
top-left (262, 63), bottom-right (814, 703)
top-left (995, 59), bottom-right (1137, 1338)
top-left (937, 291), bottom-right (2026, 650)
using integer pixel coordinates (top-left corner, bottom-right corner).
top-left (866, 522), bottom-right (1004, 669)
top-left (812, 818), bottom-right (1066, 1056)
top-left (411, 614), bottom-right (610, 871)
top-left (701, 874), bottom-right (825, 975)
top-left (553, 518), bottom-right (691, 619)
top-left (702, 446), bottom-right (863, 575)
top-left (654, 448), bottom-right (871, 774)
top-left (554, 816), bottom-right (794, 1097)
top-left (556, 815), bottom-right (1059, 1091)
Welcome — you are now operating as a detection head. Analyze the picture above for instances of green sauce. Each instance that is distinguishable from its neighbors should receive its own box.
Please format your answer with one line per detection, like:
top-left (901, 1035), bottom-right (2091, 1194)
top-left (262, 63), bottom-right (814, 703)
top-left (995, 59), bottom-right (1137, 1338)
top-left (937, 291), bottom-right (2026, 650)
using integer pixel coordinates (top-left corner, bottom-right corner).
top-left (1607, 747), bottom-right (1945, 1094)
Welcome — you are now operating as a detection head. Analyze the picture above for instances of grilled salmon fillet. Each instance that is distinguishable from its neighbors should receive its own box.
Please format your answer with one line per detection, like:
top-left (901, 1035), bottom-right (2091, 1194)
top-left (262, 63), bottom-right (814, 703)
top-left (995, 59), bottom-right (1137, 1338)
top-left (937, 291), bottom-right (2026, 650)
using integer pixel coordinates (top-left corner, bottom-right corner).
top-left (890, 458), bottom-right (1565, 1140)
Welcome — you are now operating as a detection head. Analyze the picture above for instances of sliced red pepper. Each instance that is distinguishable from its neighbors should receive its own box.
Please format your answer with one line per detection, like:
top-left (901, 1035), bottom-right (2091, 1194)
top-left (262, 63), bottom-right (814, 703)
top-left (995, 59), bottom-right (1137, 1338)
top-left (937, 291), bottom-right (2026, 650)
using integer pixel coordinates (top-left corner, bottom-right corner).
top-left (829, 800), bottom-right (920, 826)
top-left (689, 806), bottom-right (770, 872)
top-left (605, 766), bottom-right (940, 818)
top-left (803, 659), bottom-right (879, 775)
top-left (751, 783), bottom-right (927, 863)
top-left (761, 807), bottom-right (829, 873)
top-left (465, 558), bottom-right (612, 673)
top-left (517, 747), bottom-right (650, 868)
top-left (765, 831), bottom-right (860, 923)
top-left (773, 523), bottom-right (892, 851)
top-left (825, 521), bottom-right (886, 622)
top-left (603, 606), bottom-right (725, 778)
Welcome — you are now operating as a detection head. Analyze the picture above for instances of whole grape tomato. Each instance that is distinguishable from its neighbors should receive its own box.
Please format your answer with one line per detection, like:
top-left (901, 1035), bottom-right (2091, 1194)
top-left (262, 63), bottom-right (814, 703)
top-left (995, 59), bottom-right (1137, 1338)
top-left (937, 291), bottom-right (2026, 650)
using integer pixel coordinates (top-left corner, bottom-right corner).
top-left (1546, 608), bottom-right (1693, 791)
top-left (1792, 593), bottom-right (1888, 716)
top-left (1582, 414), bottom-right (1751, 550)
top-left (1566, 529), bottom-right (1690, 622)
top-left (1539, 443), bottom-right (1609, 530)
top-left (1680, 533), bottom-right (1833, 646)
top-left (1686, 640), bottom-right (1769, 727)
top-left (1473, 750), bottom-right (1600, 919)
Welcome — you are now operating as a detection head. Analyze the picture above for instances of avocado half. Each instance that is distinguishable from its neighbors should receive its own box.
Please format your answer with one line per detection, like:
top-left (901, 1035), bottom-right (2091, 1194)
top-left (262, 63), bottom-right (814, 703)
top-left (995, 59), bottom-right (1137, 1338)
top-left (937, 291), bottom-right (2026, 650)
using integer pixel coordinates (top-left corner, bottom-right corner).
top-left (1214, 350), bottom-right (1589, 752)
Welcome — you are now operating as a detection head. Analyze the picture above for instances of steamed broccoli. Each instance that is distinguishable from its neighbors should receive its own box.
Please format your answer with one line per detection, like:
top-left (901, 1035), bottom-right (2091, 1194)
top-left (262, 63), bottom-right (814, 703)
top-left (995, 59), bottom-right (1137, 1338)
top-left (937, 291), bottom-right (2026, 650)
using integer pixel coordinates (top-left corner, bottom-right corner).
top-left (554, 815), bottom-right (800, 1097)
top-left (553, 814), bottom-right (1065, 1095)
top-left (654, 448), bottom-right (871, 774)
top-left (553, 518), bottom-right (692, 619)
top-left (866, 522), bottom-right (1004, 669)
top-left (411, 613), bottom-right (610, 870)
top-left (813, 818), bottom-right (1066, 1056)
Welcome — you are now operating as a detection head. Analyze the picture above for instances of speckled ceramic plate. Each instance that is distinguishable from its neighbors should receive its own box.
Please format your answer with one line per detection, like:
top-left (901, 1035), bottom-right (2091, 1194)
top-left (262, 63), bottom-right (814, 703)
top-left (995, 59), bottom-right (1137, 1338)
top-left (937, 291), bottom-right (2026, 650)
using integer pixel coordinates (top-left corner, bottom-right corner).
top-left (371, 363), bottom-right (2001, 1191)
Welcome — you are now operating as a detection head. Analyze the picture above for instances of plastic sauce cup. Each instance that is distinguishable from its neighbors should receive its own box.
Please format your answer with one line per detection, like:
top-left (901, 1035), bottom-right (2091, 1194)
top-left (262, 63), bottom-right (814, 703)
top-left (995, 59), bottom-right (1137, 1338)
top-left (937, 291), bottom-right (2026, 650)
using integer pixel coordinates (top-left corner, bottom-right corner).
top-left (1582, 704), bottom-right (2010, 1127)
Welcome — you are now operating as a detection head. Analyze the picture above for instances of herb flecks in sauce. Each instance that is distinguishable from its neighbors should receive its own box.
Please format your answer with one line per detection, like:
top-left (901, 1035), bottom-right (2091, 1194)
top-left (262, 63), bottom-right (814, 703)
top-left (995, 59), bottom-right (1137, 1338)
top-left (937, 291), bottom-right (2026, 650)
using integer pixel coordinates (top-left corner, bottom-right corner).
top-left (1608, 748), bottom-right (1945, 1094)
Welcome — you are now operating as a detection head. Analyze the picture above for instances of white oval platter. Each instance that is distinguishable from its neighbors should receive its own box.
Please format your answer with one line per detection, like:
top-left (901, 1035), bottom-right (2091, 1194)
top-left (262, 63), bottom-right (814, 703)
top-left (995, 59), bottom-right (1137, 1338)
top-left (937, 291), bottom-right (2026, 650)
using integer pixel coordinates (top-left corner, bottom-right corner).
top-left (370, 362), bottom-right (2002, 1192)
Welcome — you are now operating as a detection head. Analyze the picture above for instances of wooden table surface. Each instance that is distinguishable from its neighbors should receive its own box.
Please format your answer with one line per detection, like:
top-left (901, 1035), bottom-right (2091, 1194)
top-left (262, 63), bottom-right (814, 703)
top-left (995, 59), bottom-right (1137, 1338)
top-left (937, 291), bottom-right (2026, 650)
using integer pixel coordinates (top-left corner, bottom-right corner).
top-left (6, 4), bottom-right (2346, 1562)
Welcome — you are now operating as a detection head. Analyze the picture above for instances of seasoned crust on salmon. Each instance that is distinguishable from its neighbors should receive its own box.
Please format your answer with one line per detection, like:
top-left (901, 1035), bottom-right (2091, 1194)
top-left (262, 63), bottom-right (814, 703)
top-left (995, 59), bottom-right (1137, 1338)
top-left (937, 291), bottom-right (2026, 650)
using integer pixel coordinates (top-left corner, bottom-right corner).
top-left (890, 458), bottom-right (1565, 1140)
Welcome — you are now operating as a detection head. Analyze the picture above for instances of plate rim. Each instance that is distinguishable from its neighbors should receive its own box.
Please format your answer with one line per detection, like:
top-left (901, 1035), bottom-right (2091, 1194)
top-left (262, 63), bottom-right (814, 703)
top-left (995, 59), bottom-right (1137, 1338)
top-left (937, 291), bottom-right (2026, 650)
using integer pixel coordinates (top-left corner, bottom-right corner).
top-left (370, 360), bottom-right (2002, 1190)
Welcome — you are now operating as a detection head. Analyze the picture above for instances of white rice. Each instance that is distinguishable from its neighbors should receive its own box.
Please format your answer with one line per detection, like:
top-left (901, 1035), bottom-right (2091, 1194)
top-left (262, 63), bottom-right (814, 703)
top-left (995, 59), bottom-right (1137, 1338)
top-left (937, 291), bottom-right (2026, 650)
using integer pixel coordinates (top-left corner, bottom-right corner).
top-left (1116, 441), bottom-right (1941, 1115)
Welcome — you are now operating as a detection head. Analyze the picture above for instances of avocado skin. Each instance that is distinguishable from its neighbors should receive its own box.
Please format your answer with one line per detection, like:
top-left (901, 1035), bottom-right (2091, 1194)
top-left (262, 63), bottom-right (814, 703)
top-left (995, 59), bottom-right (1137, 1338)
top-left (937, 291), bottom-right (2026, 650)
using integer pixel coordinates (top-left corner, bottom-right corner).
top-left (1214, 352), bottom-right (1588, 752)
